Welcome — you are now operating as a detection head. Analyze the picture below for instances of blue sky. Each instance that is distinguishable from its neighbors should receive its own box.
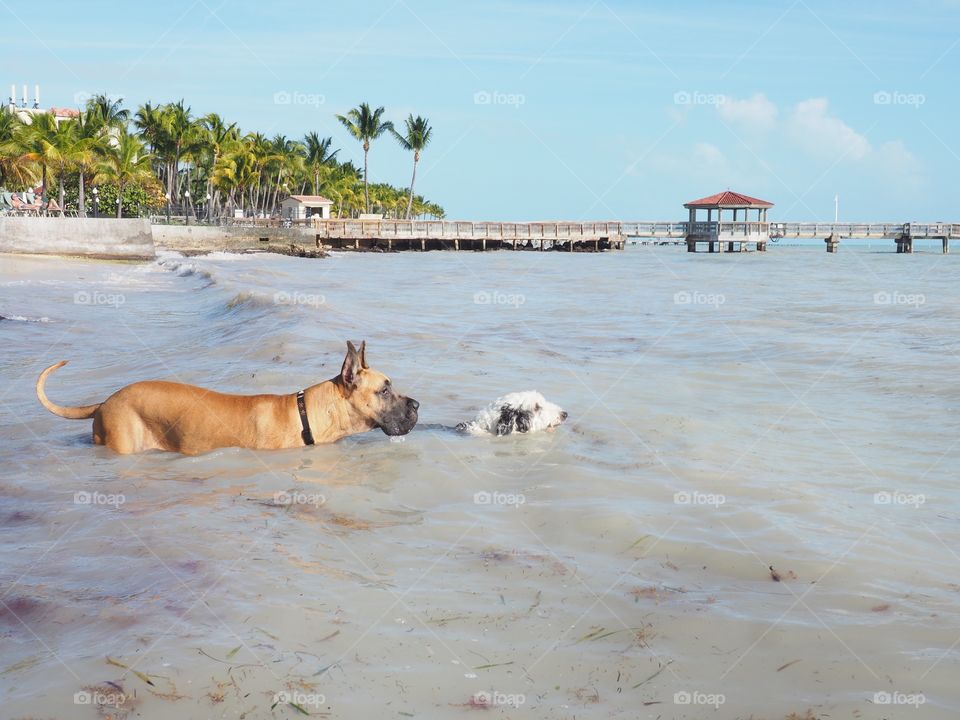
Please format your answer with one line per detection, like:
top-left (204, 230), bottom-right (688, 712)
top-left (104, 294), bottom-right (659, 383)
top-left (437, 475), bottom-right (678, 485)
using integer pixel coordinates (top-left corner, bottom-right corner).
top-left (4, 0), bottom-right (958, 220)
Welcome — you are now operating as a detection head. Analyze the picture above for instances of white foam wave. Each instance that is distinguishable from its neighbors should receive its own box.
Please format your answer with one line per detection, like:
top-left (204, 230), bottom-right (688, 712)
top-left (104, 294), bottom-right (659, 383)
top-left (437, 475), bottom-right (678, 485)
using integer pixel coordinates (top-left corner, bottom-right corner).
top-left (1, 314), bottom-right (52, 323)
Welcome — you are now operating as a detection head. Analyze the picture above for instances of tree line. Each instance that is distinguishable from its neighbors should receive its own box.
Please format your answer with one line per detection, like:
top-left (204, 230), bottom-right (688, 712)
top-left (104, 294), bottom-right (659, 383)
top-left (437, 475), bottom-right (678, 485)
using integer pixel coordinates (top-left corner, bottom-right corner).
top-left (0, 95), bottom-right (441, 220)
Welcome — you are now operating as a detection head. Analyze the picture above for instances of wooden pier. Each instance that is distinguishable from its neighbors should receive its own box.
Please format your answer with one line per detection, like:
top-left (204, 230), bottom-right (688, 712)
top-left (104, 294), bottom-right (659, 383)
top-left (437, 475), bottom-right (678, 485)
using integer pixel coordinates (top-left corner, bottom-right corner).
top-left (167, 216), bottom-right (959, 254)
top-left (309, 219), bottom-right (959, 254)
top-left (176, 189), bottom-right (954, 255)
top-left (769, 222), bottom-right (959, 253)
top-left (310, 219), bottom-right (627, 252)
top-left (621, 221), bottom-right (959, 253)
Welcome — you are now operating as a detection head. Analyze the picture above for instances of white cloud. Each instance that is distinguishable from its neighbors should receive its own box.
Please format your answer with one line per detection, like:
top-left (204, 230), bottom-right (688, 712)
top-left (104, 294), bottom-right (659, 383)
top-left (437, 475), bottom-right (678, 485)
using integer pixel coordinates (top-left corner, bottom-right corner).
top-left (644, 141), bottom-right (747, 189)
top-left (786, 98), bottom-right (871, 160)
top-left (717, 93), bottom-right (778, 132)
top-left (783, 98), bottom-right (924, 204)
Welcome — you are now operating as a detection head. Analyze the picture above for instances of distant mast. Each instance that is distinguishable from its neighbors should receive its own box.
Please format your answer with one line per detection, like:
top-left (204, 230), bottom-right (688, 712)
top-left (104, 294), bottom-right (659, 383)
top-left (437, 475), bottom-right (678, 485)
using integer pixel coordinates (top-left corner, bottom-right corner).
top-left (834, 195), bottom-right (839, 223)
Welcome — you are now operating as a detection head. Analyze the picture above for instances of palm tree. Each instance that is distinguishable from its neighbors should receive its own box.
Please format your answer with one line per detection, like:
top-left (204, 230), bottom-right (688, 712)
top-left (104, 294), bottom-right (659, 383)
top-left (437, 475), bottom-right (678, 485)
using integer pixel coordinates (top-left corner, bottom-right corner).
top-left (133, 102), bottom-right (164, 158)
top-left (46, 118), bottom-right (87, 215)
top-left (391, 115), bottom-right (432, 219)
top-left (304, 132), bottom-right (338, 195)
top-left (198, 113), bottom-right (238, 218)
top-left (147, 101), bottom-right (193, 204)
top-left (12, 112), bottom-right (61, 209)
top-left (212, 143), bottom-right (258, 217)
top-left (95, 130), bottom-right (153, 218)
top-left (74, 110), bottom-right (108, 217)
top-left (0, 107), bottom-right (37, 189)
top-left (244, 132), bottom-right (272, 214)
top-left (336, 103), bottom-right (393, 213)
top-left (0, 97), bottom-right (444, 220)
top-left (86, 94), bottom-right (129, 129)
top-left (320, 161), bottom-right (362, 217)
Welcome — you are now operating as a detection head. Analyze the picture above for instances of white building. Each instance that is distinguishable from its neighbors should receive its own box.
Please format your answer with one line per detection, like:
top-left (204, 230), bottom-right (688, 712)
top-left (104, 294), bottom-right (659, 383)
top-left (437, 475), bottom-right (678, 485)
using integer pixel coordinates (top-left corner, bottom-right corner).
top-left (6, 84), bottom-right (80, 125)
top-left (280, 195), bottom-right (333, 220)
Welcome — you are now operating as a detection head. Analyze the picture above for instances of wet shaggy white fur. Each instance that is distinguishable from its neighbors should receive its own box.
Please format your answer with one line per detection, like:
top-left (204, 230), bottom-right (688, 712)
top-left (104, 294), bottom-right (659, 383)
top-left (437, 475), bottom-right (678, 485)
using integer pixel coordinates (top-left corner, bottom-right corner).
top-left (457, 391), bottom-right (567, 436)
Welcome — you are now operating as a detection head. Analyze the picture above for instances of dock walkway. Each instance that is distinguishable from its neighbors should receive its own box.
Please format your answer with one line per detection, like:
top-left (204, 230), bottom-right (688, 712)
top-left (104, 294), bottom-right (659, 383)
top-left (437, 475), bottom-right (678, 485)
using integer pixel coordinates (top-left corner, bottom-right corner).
top-left (154, 218), bottom-right (960, 254)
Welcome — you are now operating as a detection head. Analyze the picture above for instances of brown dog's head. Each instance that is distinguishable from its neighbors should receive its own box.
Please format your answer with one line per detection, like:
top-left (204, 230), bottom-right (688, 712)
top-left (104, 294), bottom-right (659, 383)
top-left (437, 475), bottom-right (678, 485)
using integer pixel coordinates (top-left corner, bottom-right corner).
top-left (338, 340), bottom-right (419, 436)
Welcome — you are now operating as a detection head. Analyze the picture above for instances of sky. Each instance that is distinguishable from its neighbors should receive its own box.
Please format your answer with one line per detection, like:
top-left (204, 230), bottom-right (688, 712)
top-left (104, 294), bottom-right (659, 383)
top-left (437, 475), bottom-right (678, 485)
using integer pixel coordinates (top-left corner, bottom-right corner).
top-left (3, 0), bottom-right (958, 221)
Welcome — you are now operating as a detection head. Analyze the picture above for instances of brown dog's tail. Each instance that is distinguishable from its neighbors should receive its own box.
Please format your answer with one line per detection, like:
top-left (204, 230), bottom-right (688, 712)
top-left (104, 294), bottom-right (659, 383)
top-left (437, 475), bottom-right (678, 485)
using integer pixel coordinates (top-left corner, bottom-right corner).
top-left (36, 361), bottom-right (101, 419)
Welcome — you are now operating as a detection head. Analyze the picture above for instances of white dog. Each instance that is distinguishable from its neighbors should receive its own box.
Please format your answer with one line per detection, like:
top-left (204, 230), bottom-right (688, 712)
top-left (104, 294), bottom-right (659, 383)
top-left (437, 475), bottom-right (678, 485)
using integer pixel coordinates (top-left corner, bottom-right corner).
top-left (457, 391), bottom-right (567, 436)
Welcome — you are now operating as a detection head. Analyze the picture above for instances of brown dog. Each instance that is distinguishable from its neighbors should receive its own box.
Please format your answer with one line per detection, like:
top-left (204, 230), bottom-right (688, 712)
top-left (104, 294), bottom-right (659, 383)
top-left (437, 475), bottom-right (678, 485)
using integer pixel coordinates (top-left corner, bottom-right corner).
top-left (36, 341), bottom-right (419, 455)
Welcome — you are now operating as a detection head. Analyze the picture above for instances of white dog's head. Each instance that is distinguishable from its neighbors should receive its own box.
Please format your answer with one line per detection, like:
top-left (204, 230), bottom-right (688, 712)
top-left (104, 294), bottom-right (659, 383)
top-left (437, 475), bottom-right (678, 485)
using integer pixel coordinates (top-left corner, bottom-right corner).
top-left (459, 391), bottom-right (567, 436)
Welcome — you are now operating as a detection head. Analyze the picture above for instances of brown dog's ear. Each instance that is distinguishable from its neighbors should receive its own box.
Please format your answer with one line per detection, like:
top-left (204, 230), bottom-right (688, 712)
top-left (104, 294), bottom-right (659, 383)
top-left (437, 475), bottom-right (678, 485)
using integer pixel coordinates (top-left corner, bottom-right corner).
top-left (358, 340), bottom-right (368, 369)
top-left (341, 341), bottom-right (363, 389)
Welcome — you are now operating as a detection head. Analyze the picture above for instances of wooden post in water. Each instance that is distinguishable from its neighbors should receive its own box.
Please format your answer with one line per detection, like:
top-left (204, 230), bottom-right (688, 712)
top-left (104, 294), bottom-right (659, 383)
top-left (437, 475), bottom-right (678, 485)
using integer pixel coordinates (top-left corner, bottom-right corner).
top-left (895, 235), bottom-right (913, 253)
top-left (942, 237), bottom-right (949, 254)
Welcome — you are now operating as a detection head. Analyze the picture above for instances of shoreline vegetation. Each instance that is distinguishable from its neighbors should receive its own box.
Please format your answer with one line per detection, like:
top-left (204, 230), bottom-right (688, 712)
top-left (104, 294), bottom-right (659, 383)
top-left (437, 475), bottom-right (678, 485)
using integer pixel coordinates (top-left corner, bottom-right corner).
top-left (0, 94), bottom-right (444, 221)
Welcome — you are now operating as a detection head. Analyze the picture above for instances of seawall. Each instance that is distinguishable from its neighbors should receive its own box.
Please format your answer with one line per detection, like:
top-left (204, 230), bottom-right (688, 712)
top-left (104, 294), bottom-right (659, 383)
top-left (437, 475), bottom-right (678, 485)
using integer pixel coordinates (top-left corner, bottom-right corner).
top-left (151, 225), bottom-right (324, 255)
top-left (0, 217), bottom-right (155, 260)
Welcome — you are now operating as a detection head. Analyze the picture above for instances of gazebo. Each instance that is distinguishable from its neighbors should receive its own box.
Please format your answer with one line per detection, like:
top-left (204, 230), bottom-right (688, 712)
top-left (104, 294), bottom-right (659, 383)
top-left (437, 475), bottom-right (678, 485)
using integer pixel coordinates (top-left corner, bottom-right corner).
top-left (683, 190), bottom-right (774, 253)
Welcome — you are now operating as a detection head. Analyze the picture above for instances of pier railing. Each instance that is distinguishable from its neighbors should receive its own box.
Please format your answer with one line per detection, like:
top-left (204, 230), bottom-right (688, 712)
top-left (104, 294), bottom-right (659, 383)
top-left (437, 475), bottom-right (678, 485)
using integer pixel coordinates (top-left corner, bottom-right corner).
top-left (179, 217), bottom-right (960, 241)
top-left (311, 219), bottom-right (625, 240)
top-left (769, 222), bottom-right (960, 239)
top-left (309, 219), bottom-right (960, 240)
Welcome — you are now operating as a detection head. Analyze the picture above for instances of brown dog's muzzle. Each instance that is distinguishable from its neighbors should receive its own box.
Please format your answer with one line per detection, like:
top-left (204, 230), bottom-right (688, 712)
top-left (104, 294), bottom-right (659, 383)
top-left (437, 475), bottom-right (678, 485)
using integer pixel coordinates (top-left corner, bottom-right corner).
top-left (380, 397), bottom-right (419, 436)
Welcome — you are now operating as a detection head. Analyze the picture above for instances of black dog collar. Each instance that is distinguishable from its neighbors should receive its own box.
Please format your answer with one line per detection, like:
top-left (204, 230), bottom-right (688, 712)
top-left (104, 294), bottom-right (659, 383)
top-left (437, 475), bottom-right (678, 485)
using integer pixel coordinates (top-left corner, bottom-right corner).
top-left (296, 390), bottom-right (315, 446)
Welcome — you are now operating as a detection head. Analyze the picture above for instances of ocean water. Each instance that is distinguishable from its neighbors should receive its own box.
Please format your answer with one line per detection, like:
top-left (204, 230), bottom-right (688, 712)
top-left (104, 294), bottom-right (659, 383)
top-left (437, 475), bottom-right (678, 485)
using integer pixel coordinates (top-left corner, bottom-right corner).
top-left (1, 246), bottom-right (958, 719)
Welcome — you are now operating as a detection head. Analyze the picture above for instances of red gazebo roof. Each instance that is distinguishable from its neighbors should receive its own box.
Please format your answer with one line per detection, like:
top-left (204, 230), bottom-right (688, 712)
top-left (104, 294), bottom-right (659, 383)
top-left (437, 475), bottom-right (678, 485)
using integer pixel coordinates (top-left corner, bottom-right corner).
top-left (684, 190), bottom-right (773, 209)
